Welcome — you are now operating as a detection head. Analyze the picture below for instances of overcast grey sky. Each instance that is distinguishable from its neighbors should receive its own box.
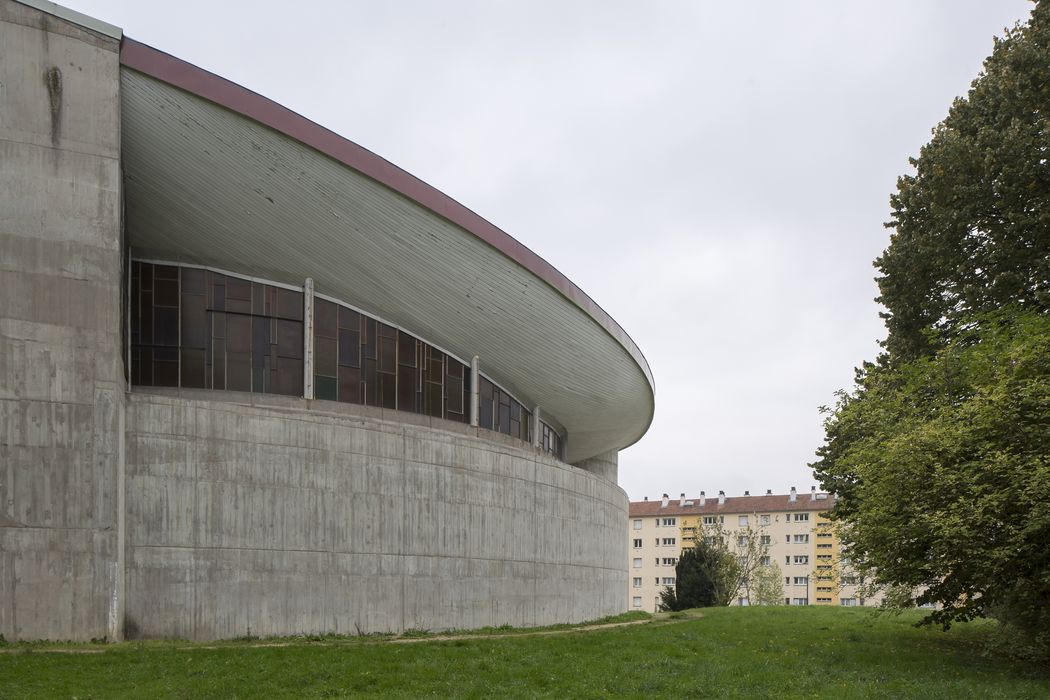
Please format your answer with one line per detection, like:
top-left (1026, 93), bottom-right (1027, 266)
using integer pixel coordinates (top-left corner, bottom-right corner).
top-left (66, 0), bottom-right (1034, 501)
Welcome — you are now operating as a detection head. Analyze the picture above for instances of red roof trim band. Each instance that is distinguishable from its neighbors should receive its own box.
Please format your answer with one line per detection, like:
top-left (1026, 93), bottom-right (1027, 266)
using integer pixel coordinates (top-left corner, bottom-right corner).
top-left (118, 37), bottom-right (654, 394)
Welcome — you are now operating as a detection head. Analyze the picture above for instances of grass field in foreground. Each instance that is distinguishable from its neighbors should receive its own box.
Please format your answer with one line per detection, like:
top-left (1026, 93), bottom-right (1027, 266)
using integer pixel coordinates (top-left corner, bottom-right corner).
top-left (1, 606), bottom-right (1047, 698)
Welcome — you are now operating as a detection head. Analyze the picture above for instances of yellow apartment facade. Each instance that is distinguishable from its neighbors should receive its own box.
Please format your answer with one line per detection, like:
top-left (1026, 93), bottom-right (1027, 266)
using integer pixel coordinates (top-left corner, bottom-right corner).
top-left (627, 488), bottom-right (878, 612)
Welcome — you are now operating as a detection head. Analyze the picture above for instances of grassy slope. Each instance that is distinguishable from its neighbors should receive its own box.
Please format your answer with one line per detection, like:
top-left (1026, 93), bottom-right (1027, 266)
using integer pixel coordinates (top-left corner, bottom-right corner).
top-left (1, 607), bottom-right (1047, 698)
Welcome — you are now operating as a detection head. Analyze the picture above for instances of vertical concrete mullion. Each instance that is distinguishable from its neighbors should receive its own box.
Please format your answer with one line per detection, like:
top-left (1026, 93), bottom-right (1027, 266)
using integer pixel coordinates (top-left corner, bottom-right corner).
top-left (532, 405), bottom-right (541, 448)
top-left (469, 355), bottom-right (480, 427)
top-left (303, 278), bottom-right (314, 400)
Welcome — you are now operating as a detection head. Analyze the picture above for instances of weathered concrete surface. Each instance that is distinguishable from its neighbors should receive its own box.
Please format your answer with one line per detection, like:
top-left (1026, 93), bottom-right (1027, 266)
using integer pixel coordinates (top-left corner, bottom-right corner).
top-left (0, 0), bottom-right (124, 642)
top-left (125, 390), bottom-right (627, 639)
top-left (573, 450), bottom-right (618, 484)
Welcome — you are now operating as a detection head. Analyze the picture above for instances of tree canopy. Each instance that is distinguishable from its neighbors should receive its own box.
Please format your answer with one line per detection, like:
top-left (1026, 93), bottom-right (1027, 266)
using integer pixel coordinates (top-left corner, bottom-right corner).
top-left (659, 538), bottom-right (738, 611)
top-left (814, 1), bottom-right (1050, 658)
top-left (877, 2), bottom-right (1050, 360)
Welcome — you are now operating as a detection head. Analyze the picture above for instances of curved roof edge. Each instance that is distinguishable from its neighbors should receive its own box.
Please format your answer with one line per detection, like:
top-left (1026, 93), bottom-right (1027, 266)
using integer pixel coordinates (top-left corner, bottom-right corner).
top-left (119, 37), bottom-right (655, 402)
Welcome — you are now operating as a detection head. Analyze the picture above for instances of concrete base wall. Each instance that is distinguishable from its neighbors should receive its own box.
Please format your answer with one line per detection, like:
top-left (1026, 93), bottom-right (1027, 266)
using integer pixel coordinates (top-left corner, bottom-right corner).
top-left (0, 1), bottom-right (124, 642)
top-left (125, 390), bottom-right (627, 640)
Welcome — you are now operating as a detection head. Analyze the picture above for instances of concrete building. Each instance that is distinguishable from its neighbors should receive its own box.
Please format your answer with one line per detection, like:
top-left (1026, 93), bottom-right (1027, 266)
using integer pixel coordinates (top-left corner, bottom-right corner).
top-left (0, 0), bottom-right (654, 641)
top-left (627, 489), bottom-right (877, 611)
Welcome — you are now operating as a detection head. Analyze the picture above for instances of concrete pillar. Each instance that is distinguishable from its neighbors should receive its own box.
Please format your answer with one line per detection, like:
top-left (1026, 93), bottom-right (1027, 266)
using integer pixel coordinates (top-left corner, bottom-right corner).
top-left (303, 277), bottom-right (315, 399)
top-left (0, 0), bottom-right (124, 641)
top-left (532, 405), bottom-right (542, 448)
top-left (572, 450), bottom-right (619, 484)
top-left (469, 355), bottom-right (480, 427)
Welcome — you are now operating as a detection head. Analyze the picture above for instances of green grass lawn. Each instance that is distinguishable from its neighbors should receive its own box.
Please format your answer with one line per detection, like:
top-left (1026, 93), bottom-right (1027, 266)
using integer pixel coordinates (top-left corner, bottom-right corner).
top-left (1, 607), bottom-right (1046, 698)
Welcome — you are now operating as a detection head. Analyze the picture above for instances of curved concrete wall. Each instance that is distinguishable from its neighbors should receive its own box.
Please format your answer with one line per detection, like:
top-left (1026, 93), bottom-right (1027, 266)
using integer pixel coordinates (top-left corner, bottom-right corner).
top-left (125, 389), bottom-right (628, 639)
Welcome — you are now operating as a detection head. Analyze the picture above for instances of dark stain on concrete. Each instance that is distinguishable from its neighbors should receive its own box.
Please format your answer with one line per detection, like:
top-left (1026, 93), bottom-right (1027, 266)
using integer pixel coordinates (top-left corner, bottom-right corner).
top-left (43, 66), bottom-right (62, 146)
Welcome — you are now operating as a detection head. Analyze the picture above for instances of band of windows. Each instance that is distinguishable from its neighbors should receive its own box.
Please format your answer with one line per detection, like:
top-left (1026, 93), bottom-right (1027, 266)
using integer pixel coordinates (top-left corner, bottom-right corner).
top-left (130, 261), bottom-right (564, 458)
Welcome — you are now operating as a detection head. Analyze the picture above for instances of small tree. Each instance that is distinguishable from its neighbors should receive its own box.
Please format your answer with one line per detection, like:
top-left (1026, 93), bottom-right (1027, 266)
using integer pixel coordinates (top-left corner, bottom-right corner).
top-left (658, 536), bottom-right (739, 611)
top-left (752, 562), bottom-right (785, 606)
top-left (725, 523), bottom-right (775, 604)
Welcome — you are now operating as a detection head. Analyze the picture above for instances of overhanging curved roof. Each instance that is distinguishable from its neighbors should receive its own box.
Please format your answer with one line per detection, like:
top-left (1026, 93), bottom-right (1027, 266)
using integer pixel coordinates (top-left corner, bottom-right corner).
top-left (118, 38), bottom-right (654, 463)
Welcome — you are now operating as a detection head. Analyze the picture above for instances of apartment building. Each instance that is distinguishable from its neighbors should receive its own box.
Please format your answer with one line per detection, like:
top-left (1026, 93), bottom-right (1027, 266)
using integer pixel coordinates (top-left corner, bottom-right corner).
top-left (627, 488), bottom-right (876, 612)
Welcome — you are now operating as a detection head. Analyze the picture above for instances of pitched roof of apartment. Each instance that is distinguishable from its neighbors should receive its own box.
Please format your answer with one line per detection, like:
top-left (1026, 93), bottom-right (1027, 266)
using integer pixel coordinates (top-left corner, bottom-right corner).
top-left (628, 493), bottom-right (835, 517)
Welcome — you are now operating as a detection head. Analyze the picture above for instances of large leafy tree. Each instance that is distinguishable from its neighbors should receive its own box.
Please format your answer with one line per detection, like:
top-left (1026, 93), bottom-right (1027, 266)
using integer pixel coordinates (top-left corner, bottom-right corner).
top-left (814, 1), bottom-right (1050, 658)
top-left (877, 2), bottom-right (1050, 361)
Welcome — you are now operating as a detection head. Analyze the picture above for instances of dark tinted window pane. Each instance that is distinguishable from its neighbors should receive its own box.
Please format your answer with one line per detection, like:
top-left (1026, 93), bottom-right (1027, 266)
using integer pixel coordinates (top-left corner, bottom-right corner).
top-left (338, 365), bottom-right (361, 404)
top-left (316, 336), bottom-right (337, 377)
top-left (378, 336), bottom-right (396, 373)
top-left (446, 377), bottom-right (463, 414)
top-left (362, 358), bottom-right (378, 405)
top-left (180, 294), bottom-right (207, 348)
top-left (141, 262), bottom-right (153, 287)
top-left (181, 267), bottom-right (205, 295)
top-left (338, 328), bottom-right (360, 367)
top-left (276, 320), bottom-right (303, 359)
top-left (211, 337), bottom-right (225, 389)
top-left (479, 399), bottom-right (493, 430)
top-left (426, 382), bottom-right (442, 417)
top-left (447, 361), bottom-right (463, 379)
top-left (154, 278), bottom-right (178, 307)
top-left (315, 299), bottom-right (337, 338)
top-left (226, 352), bottom-right (251, 391)
top-left (140, 293), bottom-right (153, 344)
top-left (363, 318), bottom-right (377, 360)
top-left (251, 282), bottom-right (265, 314)
top-left (276, 357), bottom-right (302, 396)
top-left (480, 377), bottom-right (493, 401)
top-left (398, 332), bottom-right (416, 367)
top-left (154, 347), bottom-right (178, 387)
top-left (252, 316), bottom-right (269, 369)
top-left (315, 374), bottom-right (337, 401)
top-left (211, 281), bottom-right (225, 311)
top-left (226, 314), bottom-right (251, 353)
top-left (398, 365), bottom-right (418, 412)
top-left (499, 402), bottom-right (511, 434)
top-left (277, 288), bottom-right (303, 321)
top-left (139, 347), bottom-right (152, 385)
top-left (155, 265), bottom-right (178, 280)
top-left (225, 277), bottom-right (251, 313)
top-left (379, 372), bottom-right (396, 409)
top-left (154, 307), bottom-right (179, 347)
top-left (338, 306), bottom-right (359, 330)
top-left (180, 349), bottom-right (206, 388)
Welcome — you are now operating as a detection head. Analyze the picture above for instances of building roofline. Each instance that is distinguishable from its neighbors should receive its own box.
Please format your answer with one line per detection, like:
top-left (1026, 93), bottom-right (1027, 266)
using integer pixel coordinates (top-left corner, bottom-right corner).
top-left (15, 0), bottom-right (121, 39)
top-left (118, 37), bottom-right (656, 407)
top-left (629, 493), bottom-right (835, 517)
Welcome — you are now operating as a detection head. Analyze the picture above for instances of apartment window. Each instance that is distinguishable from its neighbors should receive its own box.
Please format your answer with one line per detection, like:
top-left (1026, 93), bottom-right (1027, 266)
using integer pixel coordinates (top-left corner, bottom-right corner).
top-left (633, 539), bottom-right (642, 549)
top-left (632, 558), bottom-right (642, 569)
top-left (738, 597), bottom-right (750, 606)
top-left (785, 556), bottom-right (791, 565)
top-left (817, 554), bottom-right (832, 562)
top-left (662, 538), bottom-right (676, 546)
top-left (794, 555), bottom-right (809, 565)
top-left (840, 598), bottom-right (856, 607)
top-left (702, 515), bottom-right (721, 525)
top-left (817, 531), bottom-right (833, 539)
top-left (633, 519), bottom-right (642, 530)
top-left (632, 596), bottom-right (642, 608)
top-left (738, 515), bottom-right (749, 526)
top-left (662, 518), bottom-right (676, 527)
top-left (655, 578), bottom-right (660, 586)
top-left (655, 539), bottom-right (660, 547)
top-left (793, 576), bottom-right (808, 585)
top-left (792, 598), bottom-right (809, 606)
top-left (759, 535), bottom-right (771, 545)
top-left (759, 514), bottom-right (771, 526)
top-left (794, 513), bottom-right (809, 522)
top-left (817, 543), bottom-right (833, 549)
top-left (841, 576), bottom-right (858, 585)
top-left (793, 534), bottom-right (810, 544)
top-left (662, 558), bottom-right (676, 566)
top-left (785, 535), bottom-right (791, 543)
top-left (760, 556), bottom-right (770, 566)
top-left (632, 577), bottom-right (642, 588)
top-left (816, 597), bottom-right (832, 603)
top-left (737, 535), bottom-right (748, 546)
top-left (784, 577), bottom-right (791, 585)
top-left (816, 586), bottom-right (833, 593)
top-left (662, 577), bottom-right (676, 586)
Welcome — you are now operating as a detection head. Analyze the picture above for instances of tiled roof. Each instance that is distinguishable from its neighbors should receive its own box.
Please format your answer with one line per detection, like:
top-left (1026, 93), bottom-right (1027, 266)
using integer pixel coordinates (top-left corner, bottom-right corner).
top-left (628, 493), bottom-right (835, 517)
